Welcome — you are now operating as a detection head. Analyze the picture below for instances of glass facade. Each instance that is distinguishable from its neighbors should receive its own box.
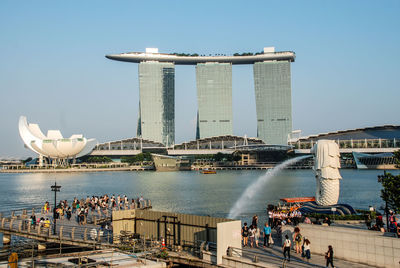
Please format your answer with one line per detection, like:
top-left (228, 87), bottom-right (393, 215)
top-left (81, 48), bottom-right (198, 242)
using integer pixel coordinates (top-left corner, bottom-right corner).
top-left (253, 61), bottom-right (292, 145)
top-left (196, 63), bottom-right (233, 139)
top-left (138, 62), bottom-right (175, 146)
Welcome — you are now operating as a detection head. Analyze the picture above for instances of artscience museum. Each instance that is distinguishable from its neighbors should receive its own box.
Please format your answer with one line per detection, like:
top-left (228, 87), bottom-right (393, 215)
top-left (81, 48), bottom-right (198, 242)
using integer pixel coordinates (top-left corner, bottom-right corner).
top-left (18, 116), bottom-right (97, 166)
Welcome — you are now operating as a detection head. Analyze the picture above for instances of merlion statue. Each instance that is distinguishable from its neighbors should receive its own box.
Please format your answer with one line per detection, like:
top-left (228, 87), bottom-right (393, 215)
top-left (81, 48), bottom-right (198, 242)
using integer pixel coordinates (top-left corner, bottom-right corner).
top-left (311, 140), bottom-right (342, 206)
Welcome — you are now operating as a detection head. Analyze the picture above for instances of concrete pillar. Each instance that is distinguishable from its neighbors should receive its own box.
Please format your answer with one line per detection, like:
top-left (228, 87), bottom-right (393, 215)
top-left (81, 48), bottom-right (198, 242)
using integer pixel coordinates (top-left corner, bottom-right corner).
top-left (39, 154), bottom-right (44, 167)
top-left (2, 234), bottom-right (11, 245)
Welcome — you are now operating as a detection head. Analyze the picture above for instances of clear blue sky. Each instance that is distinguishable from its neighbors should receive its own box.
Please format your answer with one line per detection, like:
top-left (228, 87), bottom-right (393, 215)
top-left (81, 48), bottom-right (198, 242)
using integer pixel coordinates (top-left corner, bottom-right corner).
top-left (1, 0), bottom-right (399, 158)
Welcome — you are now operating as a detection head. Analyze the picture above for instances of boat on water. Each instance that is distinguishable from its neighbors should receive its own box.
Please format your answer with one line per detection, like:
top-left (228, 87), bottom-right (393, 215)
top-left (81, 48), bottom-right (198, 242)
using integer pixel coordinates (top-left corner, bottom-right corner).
top-left (152, 154), bottom-right (192, 172)
top-left (200, 169), bottom-right (216, 174)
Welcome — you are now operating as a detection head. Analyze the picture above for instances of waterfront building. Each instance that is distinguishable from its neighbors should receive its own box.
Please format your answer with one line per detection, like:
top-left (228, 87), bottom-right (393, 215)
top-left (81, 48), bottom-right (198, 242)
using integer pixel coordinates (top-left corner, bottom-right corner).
top-left (196, 63), bottom-right (232, 139)
top-left (289, 125), bottom-right (400, 169)
top-left (254, 60), bottom-right (292, 145)
top-left (138, 60), bottom-right (175, 146)
top-left (106, 47), bottom-right (296, 145)
top-left (18, 116), bottom-right (96, 166)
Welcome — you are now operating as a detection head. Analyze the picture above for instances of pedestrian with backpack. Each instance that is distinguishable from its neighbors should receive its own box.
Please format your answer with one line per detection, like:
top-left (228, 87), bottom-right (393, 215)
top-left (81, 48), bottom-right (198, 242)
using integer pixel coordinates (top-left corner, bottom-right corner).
top-left (282, 235), bottom-right (291, 261)
top-left (293, 227), bottom-right (302, 254)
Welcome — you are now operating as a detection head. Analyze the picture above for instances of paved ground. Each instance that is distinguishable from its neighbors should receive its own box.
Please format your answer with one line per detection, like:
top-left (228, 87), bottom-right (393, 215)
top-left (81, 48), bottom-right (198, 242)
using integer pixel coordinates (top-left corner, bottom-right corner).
top-left (236, 230), bottom-right (373, 268)
top-left (242, 245), bottom-right (372, 268)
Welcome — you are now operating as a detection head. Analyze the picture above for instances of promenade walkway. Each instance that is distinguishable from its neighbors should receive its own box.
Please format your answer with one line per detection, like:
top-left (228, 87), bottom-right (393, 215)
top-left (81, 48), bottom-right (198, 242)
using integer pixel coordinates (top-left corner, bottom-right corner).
top-left (0, 201), bottom-right (152, 250)
top-left (224, 229), bottom-right (373, 268)
top-left (236, 245), bottom-right (372, 268)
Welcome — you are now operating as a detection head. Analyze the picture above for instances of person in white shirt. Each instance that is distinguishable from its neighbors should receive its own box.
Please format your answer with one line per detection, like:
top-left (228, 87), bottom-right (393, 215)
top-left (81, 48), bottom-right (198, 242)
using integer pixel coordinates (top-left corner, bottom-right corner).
top-left (282, 235), bottom-right (291, 261)
top-left (303, 238), bottom-right (311, 261)
top-left (254, 226), bottom-right (260, 247)
top-left (249, 225), bottom-right (256, 247)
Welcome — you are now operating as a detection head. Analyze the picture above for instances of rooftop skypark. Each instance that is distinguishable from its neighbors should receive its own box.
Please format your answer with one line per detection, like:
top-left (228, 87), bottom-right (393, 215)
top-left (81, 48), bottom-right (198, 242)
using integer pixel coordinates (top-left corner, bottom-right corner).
top-left (106, 47), bottom-right (295, 65)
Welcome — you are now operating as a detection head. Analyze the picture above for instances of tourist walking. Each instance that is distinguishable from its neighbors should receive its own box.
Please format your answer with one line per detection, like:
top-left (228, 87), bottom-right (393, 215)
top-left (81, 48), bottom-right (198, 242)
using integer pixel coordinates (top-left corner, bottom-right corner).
top-left (30, 215), bottom-right (36, 229)
top-left (252, 215), bottom-right (258, 228)
top-left (282, 235), bottom-right (291, 262)
top-left (268, 210), bottom-right (273, 226)
top-left (242, 222), bottom-right (249, 247)
top-left (325, 245), bottom-right (334, 267)
top-left (263, 222), bottom-right (271, 247)
top-left (254, 225), bottom-right (260, 247)
top-left (249, 225), bottom-right (256, 247)
top-left (303, 238), bottom-right (311, 261)
top-left (293, 227), bottom-right (302, 254)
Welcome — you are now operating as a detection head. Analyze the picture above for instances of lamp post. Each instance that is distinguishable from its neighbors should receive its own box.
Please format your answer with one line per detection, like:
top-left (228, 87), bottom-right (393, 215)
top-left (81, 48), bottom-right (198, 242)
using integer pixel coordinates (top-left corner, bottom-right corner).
top-left (51, 182), bottom-right (61, 235)
top-left (377, 171), bottom-right (389, 232)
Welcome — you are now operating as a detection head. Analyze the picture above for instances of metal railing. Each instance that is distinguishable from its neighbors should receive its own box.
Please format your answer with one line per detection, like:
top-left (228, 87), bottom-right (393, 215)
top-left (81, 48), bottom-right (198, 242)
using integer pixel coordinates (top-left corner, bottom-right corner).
top-left (290, 138), bottom-right (400, 150)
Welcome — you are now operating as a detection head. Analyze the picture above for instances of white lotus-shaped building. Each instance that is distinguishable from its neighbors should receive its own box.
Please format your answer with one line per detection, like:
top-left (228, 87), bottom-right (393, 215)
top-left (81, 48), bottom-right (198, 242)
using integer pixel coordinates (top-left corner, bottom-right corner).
top-left (19, 116), bottom-right (97, 163)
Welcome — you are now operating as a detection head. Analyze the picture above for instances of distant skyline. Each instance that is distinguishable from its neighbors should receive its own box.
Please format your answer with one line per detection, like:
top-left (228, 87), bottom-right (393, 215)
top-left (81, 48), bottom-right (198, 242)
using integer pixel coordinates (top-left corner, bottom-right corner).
top-left (1, 0), bottom-right (399, 158)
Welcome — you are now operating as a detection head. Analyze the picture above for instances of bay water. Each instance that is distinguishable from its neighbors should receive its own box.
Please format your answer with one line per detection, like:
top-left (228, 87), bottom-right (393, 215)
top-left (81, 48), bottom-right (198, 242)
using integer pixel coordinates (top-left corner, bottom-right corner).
top-left (0, 169), bottom-right (393, 221)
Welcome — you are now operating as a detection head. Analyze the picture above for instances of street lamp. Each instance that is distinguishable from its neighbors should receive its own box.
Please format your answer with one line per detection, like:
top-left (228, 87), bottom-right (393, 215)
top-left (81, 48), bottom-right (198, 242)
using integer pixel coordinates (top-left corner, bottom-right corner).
top-left (51, 182), bottom-right (61, 235)
top-left (377, 171), bottom-right (389, 232)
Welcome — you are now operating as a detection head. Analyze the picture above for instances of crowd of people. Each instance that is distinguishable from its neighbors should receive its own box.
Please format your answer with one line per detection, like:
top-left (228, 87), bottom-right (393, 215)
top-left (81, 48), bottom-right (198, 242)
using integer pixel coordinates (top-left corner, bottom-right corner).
top-left (365, 209), bottom-right (400, 237)
top-left (240, 207), bottom-right (400, 267)
top-left (32, 194), bottom-right (148, 228)
top-left (241, 212), bottom-right (337, 266)
top-left (268, 209), bottom-right (303, 227)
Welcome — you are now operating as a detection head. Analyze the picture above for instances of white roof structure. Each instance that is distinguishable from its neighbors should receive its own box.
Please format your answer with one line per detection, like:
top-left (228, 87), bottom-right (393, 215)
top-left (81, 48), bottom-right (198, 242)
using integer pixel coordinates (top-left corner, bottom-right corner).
top-left (18, 116), bottom-right (97, 159)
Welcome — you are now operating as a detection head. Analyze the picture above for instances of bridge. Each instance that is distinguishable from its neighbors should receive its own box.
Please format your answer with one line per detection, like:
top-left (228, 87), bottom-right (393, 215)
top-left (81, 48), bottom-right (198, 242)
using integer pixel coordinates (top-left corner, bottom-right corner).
top-left (291, 137), bottom-right (400, 154)
top-left (0, 201), bottom-right (152, 251)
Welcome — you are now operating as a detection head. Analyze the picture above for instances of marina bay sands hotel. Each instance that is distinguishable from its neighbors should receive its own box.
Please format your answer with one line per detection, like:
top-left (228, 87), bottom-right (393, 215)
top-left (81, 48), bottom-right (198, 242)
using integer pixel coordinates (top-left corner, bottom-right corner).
top-left (106, 47), bottom-right (295, 146)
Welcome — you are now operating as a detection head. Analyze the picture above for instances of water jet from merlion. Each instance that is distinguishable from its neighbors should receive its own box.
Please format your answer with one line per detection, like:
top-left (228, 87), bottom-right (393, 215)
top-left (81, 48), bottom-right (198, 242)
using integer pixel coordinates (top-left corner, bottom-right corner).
top-left (228, 155), bottom-right (311, 219)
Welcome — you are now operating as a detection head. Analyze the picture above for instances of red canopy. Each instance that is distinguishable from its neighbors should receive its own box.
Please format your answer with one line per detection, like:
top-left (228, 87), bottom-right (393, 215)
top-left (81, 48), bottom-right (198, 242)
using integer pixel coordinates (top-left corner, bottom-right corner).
top-left (280, 197), bottom-right (315, 203)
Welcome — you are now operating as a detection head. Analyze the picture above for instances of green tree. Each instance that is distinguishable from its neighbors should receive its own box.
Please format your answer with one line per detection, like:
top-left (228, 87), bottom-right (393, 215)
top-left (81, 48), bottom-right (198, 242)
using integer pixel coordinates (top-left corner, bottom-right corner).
top-left (393, 149), bottom-right (400, 168)
top-left (232, 154), bottom-right (241, 162)
top-left (378, 172), bottom-right (400, 213)
top-left (214, 152), bottom-right (225, 161)
top-left (86, 156), bottom-right (112, 163)
top-left (121, 153), bottom-right (152, 164)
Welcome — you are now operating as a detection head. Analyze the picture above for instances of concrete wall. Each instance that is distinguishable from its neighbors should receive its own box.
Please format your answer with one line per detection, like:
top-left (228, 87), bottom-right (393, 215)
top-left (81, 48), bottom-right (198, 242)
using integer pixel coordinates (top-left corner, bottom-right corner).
top-left (113, 209), bottom-right (231, 246)
top-left (282, 223), bottom-right (400, 268)
top-left (217, 220), bottom-right (241, 265)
